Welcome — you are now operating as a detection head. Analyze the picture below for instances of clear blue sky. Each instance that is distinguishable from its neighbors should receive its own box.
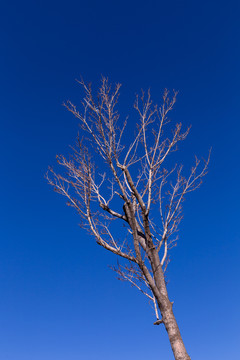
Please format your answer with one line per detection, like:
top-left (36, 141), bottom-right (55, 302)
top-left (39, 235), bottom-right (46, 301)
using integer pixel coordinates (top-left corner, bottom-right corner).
top-left (1, 1), bottom-right (240, 359)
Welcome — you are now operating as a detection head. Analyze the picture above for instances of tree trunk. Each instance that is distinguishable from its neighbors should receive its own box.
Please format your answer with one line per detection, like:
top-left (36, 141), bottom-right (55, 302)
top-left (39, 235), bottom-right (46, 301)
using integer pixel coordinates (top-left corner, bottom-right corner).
top-left (161, 300), bottom-right (191, 360)
top-left (150, 251), bottom-right (191, 360)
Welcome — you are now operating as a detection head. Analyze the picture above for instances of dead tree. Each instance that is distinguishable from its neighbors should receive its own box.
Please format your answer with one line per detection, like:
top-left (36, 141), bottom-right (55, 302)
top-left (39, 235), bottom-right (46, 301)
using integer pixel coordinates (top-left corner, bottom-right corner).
top-left (47, 78), bottom-right (210, 360)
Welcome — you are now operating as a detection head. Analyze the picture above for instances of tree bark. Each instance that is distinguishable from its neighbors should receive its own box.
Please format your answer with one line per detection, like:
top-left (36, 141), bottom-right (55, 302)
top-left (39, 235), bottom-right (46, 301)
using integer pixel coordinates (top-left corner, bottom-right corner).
top-left (150, 250), bottom-right (191, 360)
top-left (161, 301), bottom-right (191, 360)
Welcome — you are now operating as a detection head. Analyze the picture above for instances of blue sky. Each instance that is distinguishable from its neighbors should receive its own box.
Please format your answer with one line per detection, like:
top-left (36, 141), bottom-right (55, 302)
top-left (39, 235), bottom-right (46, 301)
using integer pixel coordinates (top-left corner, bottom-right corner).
top-left (0, 0), bottom-right (240, 359)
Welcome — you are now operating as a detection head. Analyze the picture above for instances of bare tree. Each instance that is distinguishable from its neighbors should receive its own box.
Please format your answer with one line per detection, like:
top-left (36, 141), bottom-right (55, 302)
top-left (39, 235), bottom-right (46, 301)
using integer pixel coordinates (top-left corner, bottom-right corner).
top-left (47, 78), bottom-right (210, 360)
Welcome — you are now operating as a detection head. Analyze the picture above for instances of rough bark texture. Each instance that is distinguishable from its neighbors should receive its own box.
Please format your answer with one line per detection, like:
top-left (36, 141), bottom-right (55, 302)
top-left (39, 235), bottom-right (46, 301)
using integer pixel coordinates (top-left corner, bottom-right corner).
top-left (153, 257), bottom-right (191, 360)
top-left (144, 232), bottom-right (191, 360)
top-left (163, 305), bottom-right (191, 360)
